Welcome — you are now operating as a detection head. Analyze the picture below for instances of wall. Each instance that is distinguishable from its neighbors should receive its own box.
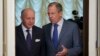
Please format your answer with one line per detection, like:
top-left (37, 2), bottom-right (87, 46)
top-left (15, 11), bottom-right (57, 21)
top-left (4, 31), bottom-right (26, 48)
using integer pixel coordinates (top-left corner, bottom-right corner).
top-left (89, 0), bottom-right (97, 56)
top-left (0, 0), bottom-right (3, 56)
top-left (4, 0), bottom-right (15, 56)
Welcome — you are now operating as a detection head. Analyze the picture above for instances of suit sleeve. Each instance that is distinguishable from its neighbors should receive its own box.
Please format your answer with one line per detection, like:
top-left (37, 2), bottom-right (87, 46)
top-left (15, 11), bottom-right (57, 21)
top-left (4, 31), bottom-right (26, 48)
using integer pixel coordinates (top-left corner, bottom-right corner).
top-left (67, 24), bottom-right (82, 56)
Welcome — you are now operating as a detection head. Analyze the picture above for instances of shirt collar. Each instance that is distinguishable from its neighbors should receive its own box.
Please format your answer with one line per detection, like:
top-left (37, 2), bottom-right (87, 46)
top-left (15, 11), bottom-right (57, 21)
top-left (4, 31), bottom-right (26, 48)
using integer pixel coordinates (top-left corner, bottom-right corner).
top-left (22, 24), bottom-right (32, 32)
top-left (57, 18), bottom-right (64, 26)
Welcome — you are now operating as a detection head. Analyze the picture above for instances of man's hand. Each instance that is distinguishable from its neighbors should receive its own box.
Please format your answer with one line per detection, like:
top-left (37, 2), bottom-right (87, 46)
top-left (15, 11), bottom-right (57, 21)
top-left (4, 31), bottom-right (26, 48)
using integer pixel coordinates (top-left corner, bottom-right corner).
top-left (56, 45), bottom-right (68, 56)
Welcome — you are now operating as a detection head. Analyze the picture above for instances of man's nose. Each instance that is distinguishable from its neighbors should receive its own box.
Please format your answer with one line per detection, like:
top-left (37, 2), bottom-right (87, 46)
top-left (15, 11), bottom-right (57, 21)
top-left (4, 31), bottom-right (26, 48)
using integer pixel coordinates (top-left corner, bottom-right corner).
top-left (30, 18), bottom-right (33, 22)
top-left (49, 14), bottom-right (52, 18)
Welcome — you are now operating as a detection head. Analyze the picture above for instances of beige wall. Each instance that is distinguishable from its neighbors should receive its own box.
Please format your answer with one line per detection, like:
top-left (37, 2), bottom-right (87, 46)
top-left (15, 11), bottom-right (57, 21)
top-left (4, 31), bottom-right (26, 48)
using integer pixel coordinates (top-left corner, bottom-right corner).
top-left (89, 0), bottom-right (97, 56)
top-left (3, 0), bottom-right (15, 56)
top-left (0, 0), bottom-right (3, 56)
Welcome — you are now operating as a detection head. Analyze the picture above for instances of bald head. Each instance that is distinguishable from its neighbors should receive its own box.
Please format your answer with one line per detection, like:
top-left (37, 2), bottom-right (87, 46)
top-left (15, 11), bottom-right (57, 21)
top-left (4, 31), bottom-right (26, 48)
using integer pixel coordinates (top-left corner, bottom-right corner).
top-left (21, 8), bottom-right (35, 29)
top-left (21, 8), bottom-right (35, 17)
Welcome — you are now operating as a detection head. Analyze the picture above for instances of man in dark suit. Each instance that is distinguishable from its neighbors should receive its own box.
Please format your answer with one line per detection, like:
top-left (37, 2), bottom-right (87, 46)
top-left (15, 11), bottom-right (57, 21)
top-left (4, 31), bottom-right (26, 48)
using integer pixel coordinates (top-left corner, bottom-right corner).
top-left (43, 2), bottom-right (82, 56)
top-left (16, 8), bottom-right (45, 56)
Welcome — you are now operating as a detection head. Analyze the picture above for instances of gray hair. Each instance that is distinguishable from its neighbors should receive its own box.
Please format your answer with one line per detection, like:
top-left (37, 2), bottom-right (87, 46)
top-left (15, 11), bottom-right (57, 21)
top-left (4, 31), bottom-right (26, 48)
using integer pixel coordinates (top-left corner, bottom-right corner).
top-left (48, 2), bottom-right (63, 12)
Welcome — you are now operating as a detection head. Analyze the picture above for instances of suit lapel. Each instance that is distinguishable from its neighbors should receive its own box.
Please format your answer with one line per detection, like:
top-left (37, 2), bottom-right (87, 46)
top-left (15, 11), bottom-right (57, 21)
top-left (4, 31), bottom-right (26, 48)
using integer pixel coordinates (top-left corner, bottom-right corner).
top-left (47, 23), bottom-right (58, 51)
top-left (46, 23), bottom-right (52, 41)
top-left (32, 26), bottom-right (36, 44)
top-left (46, 24), bottom-right (55, 46)
top-left (58, 20), bottom-right (67, 44)
top-left (18, 25), bottom-right (28, 50)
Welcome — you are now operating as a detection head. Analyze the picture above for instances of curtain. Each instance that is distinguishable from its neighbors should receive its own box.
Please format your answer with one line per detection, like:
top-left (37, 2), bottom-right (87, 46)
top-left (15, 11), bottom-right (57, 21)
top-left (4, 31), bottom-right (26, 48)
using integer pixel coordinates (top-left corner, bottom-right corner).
top-left (16, 0), bottom-right (83, 27)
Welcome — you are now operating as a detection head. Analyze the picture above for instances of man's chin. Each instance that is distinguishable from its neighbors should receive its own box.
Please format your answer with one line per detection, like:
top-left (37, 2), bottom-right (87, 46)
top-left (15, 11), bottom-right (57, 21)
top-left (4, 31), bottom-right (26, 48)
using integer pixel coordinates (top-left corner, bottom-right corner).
top-left (27, 26), bottom-right (33, 29)
top-left (52, 22), bottom-right (57, 24)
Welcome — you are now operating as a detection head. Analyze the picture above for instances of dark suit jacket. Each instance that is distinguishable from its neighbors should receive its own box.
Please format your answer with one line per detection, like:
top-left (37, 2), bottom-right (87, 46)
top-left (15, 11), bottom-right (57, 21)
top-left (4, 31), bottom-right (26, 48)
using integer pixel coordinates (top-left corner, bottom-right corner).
top-left (43, 19), bottom-right (82, 56)
top-left (16, 25), bottom-right (45, 56)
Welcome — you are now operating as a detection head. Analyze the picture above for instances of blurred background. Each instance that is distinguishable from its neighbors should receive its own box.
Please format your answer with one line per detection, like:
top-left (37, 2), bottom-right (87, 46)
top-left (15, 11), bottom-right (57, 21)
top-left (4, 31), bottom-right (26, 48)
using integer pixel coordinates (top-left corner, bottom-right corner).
top-left (15, 0), bottom-right (83, 28)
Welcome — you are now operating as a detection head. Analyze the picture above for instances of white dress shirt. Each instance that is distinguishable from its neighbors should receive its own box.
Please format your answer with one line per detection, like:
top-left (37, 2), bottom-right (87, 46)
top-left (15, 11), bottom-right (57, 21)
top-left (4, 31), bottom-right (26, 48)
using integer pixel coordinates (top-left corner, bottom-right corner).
top-left (51, 18), bottom-right (64, 39)
top-left (22, 24), bottom-right (32, 40)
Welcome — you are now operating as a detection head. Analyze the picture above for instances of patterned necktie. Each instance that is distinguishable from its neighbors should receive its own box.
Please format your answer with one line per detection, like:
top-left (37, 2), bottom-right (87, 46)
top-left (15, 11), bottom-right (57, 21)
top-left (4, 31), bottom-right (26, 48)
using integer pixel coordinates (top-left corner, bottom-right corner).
top-left (52, 24), bottom-right (58, 49)
top-left (26, 30), bottom-right (32, 51)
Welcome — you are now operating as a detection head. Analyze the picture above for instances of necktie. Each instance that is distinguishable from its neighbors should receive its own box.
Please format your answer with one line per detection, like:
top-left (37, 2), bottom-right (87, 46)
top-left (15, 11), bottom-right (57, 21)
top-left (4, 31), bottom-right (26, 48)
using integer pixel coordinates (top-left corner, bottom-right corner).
top-left (26, 30), bottom-right (32, 51)
top-left (52, 24), bottom-right (58, 49)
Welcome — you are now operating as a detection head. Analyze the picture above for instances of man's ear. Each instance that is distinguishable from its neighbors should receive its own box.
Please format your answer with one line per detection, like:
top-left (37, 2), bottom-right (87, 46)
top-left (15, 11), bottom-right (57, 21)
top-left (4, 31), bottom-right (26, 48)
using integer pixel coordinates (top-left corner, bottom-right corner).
top-left (20, 16), bottom-right (23, 21)
top-left (60, 12), bottom-right (62, 16)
